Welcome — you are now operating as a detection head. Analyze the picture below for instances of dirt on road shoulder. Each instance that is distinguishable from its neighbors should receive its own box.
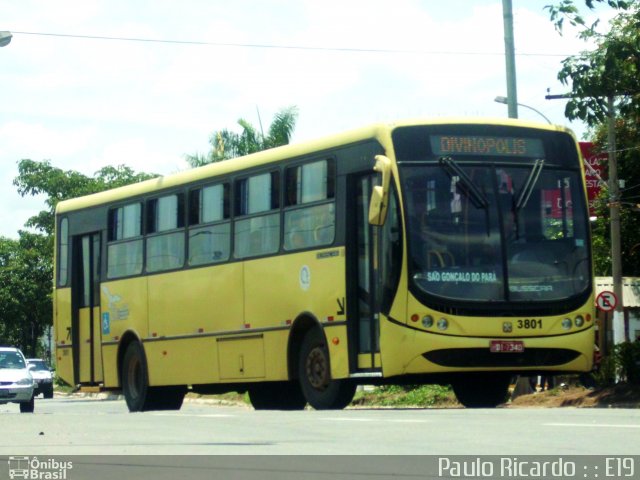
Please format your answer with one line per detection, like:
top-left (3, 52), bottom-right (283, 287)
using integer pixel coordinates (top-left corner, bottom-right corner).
top-left (507, 383), bottom-right (640, 408)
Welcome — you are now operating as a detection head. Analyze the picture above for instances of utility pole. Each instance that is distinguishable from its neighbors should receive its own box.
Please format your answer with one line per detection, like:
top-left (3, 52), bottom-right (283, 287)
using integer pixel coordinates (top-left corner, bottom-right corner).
top-left (546, 93), bottom-right (626, 347)
top-left (502, 0), bottom-right (518, 118)
top-left (607, 95), bottom-right (626, 345)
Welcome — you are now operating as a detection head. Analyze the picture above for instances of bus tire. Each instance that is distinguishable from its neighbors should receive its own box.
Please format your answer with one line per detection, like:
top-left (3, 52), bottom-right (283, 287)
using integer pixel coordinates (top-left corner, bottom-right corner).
top-left (298, 329), bottom-right (356, 410)
top-left (20, 395), bottom-right (35, 413)
top-left (248, 381), bottom-right (307, 410)
top-left (151, 386), bottom-right (186, 411)
top-left (451, 373), bottom-right (511, 408)
top-left (122, 341), bottom-right (153, 412)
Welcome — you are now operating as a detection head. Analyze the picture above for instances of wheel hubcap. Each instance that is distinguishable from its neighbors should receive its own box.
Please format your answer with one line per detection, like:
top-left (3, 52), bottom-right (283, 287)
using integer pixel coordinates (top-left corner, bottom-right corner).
top-left (306, 346), bottom-right (329, 390)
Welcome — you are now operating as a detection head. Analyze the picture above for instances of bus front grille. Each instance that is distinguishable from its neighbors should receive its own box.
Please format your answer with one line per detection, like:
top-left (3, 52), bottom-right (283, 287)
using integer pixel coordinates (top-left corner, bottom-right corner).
top-left (423, 348), bottom-right (581, 368)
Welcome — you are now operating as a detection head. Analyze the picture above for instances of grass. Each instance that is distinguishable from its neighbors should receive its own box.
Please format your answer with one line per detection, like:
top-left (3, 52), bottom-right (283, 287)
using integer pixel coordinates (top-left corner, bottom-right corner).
top-left (352, 384), bottom-right (460, 408)
top-left (187, 385), bottom-right (461, 409)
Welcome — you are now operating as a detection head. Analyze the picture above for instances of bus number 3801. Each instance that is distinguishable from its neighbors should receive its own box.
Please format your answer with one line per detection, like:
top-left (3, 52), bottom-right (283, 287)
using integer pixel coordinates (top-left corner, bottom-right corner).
top-left (517, 319), bottom-right (542, 329)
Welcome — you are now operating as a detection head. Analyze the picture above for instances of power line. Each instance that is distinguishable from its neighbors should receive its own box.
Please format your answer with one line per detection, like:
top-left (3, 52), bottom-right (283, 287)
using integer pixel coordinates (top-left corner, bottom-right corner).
top-left (10, 30), bottom-right (575, 57)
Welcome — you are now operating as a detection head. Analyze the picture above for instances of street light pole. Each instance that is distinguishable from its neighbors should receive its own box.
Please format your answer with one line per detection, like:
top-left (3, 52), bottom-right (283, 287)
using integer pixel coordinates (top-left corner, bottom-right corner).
top-left (502, 0), bottom-right (518, 119)
top-left (494, 96), bottom-right (552, 124)
top-left (0, 31), bottom-right (12, 47)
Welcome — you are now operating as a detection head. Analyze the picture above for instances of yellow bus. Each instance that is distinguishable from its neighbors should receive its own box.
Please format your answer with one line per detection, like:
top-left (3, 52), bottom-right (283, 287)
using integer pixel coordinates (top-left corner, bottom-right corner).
top-left (53, 118), bottom-right (595, 411)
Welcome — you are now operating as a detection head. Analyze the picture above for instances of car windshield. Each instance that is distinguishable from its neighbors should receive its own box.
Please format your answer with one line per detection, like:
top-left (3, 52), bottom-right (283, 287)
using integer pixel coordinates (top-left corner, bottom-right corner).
top-left (0, 351), bottom-right (26, 369)
top-left (28, 360), bottom-right (49, 371)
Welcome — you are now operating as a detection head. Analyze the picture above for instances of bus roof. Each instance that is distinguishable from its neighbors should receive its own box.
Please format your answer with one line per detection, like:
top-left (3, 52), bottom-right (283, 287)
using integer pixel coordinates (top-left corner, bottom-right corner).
top-left (55, 117), bottom-right (572, 215)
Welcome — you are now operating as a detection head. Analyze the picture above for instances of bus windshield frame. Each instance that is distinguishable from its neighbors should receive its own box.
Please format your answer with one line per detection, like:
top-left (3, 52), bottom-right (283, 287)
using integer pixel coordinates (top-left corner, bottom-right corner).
top-left (393, 124), bottom-right (592, 316)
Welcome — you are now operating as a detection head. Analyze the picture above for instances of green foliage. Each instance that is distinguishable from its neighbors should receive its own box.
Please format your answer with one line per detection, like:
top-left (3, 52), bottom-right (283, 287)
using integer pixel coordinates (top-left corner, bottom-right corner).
top-left (588, 118), bottom-right (640, 276)
top-left (359, 384), bottom-right (457, 407)
top-left (1, 160), bottom-right (157, 356)
top-left (546, 1), bottom-right (640, 276)
top-left (591, 342), bottom-right (640, 387)
top-left (0, 233), bottom-right (52, 355)
top-left (546, 1), bottom-right (631, 35)
top-left (186, 106), bottom-right (298, 166)
top-left (552, 2), bottom-right (640, 125)
top-left (614, 341), bottom-right (640, 384)
top-left (593, 353), bottom-right (617, 386)
top-left (13, 160), bottom-right (158, 235)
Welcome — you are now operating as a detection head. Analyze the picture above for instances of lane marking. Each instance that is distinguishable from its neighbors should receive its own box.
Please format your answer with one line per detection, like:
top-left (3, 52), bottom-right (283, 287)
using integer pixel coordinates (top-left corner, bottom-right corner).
top-left (323, 417), bottom-right (431, 424)
top-left (545, 423), bottom-right (640, 429)
top-left (151, 413), bottom-right (235, 418)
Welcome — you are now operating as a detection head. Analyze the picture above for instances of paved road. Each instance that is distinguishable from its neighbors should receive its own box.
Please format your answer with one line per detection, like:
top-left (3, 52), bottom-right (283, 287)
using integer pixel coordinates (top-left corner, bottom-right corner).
top-left (2, 396), bottom-right (639, 456)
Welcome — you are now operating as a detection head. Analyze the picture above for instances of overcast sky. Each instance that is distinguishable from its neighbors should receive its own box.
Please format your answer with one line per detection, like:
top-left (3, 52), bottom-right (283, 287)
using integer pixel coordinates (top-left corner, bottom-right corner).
top-left (1, 0), bottom-right (610, 239)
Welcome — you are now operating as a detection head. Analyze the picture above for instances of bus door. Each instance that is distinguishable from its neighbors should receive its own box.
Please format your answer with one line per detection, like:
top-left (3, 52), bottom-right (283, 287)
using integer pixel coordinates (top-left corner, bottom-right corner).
top-left (71, 233), bottom-right (103, 385)
top-left (346, 174), bottom-right (381, 372)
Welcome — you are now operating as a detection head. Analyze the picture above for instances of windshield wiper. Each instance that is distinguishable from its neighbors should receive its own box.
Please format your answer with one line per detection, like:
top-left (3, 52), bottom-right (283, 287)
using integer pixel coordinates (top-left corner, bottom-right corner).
top-left (439, 156), bottom-right (489, 209)
top-left (516, 159), bottom-right (544, 211)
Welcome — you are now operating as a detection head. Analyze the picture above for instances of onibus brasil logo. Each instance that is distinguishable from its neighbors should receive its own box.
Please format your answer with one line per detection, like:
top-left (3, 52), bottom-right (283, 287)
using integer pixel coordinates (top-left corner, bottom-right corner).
top-left (8, 457), bottom-right (73, 479)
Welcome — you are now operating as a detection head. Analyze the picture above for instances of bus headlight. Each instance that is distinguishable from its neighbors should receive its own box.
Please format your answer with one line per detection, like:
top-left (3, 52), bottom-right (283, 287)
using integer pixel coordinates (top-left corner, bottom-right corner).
top-left (422, 315), bottom-right (434, 328)
top-left (437, 318), bottom-right (449, 331)
top-left (562, 318), bottom-right (572, 330)
top-left (575, 315), bottom-right (585, 327)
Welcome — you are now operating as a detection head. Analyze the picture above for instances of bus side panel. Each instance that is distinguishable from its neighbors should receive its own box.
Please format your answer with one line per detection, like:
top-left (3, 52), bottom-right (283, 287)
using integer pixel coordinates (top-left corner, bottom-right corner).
top-left (54, 287), bottom-right (74, 386)
top-left (145, 263), bottom-right (243, 386)
top-left (100, 277), bottom-right (148, 379)
top-left (102, 344), bottom-right (119, 388)
top-left (325, 324), bottom-right (350, 380)
top-left (244, 248), bottom-right (349, 381)
top-left (145, 337), bottom-right (219, 386)
top-left (153, 263), bottom-right (244, 335)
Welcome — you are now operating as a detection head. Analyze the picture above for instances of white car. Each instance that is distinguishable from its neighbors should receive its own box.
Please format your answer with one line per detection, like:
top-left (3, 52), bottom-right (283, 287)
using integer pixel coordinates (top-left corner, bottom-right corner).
top-left (0, 347), bottom-right (35, 413)
top-left (27, 359), bottom-right (54, 399)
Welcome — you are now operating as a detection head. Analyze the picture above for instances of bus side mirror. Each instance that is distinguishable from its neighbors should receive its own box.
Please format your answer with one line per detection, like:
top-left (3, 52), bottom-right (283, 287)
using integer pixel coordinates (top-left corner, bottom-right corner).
top-left (368, 155), bottom-right (392, 226)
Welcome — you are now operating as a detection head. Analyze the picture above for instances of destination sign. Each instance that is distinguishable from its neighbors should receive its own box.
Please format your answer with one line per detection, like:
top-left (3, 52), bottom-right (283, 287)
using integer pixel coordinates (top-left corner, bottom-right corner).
top-left (431, 135), bottom-right (545, 158)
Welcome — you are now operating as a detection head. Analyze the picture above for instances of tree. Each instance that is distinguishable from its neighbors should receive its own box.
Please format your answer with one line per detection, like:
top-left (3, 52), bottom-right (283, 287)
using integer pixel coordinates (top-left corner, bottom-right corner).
top-left (555, 4), bottom-right (640, 124)
top-left (0, 233), bottom-right (53, 356)
top-left (13, 160), bottom-right (158, 236)
top-left (547, 1), bottom-right (640, 275)
top-left (187, 106), bottom-right (298, 167)
top-left (1, 161), bottom-right (157, 356)
top-left (589, 119), bottom-right (640, 275)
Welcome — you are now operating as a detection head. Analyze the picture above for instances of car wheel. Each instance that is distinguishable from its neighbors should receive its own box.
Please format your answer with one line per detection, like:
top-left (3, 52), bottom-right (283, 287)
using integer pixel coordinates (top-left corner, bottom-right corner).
top-left (20, 395), bottom-right (35, 413)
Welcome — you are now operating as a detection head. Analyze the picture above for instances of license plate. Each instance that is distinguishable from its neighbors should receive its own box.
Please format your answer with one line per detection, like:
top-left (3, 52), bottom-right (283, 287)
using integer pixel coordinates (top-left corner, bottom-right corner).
top-left (490, 340), bottom-right (524, 353)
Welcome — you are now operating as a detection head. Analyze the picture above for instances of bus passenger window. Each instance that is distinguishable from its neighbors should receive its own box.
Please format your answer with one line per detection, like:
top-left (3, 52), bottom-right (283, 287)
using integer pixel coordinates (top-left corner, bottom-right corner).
top-left (146, 194), bottom-right (185, 273)
top-left (58, 217), bottom-right (69, 286)
top-left (107, 202), bottom-right (143, 278)
top-left (283, 159), bottom-right (335, 251)
top-left (234, 172), bottom-right (280, 258)
top-left (188, 184), bottom-right (231, 266)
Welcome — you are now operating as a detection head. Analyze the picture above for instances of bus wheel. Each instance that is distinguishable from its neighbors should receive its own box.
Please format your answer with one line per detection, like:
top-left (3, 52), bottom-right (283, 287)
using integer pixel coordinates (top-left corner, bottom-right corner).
top-left (298, 329), bottom-right (356, 410)
top-left (20, 395), bottom-right (35, 413)
top-left (248, 381), bottom-right (307, 410)
top-left (451, 373), bottom-right (511, 408)
top-left (122, 342), bottom-right (152, 412)
top-left (151, 386), bottom-right (186, 411)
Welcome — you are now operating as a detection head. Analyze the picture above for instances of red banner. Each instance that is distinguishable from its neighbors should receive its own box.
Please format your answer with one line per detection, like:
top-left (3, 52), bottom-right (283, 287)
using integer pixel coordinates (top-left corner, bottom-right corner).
top-left (579, 142), bottom-right (607, 217)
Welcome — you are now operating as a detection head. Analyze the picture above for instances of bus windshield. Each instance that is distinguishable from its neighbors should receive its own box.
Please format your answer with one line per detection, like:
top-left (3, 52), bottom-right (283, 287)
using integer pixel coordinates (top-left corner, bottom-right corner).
top-left (395, 126), bottom-right (591, 305)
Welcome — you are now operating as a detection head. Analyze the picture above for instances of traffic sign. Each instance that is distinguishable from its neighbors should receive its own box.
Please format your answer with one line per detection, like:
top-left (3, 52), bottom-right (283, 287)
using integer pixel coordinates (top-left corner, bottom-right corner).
top-left (596, 290), bottom-right (617, 312)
